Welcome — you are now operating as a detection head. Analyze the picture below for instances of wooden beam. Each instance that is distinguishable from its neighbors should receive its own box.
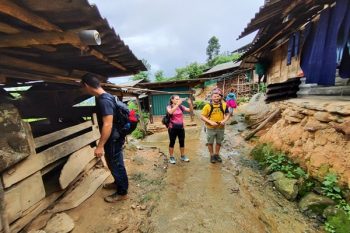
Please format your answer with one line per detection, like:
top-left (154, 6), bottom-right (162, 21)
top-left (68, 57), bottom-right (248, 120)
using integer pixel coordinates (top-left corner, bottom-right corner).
top-left (0, 55), bottom-right (70, 77)
top-left (0, 0), bottom-right (127, 71)
top-left (0, 31), bottom-right (100, 48)
top-left (0, 0), bottom-right (62, 32)
top-left (0, 22), bottom-right (20, 34)
top-left (2, 128), bottom-right (100, 188)
top-left (34, 121), bottom-right (93, 148)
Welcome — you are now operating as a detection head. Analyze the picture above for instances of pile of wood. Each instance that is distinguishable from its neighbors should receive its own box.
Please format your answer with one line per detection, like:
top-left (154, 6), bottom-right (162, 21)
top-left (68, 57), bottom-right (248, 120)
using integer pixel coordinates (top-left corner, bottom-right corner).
top-left (245, 108), bottom-right (281, 140)
top-left (0, 110), bottom-right (108, 232)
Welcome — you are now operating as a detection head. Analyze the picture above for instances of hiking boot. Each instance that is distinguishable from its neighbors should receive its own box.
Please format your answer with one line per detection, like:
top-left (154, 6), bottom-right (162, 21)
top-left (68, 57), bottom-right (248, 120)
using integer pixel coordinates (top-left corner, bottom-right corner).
top-left (180, 155), bottom-right (190, 162)
top-left (169, 156), bottom-right (176, 164)
top-left (210, 156), bottom-right (216, 163)
top-left (102, 182), bottom-right (117, 190)
top-left (214, 154), bottom-right (223, 163)
top-left (104, 193), bottom-right (128, 203)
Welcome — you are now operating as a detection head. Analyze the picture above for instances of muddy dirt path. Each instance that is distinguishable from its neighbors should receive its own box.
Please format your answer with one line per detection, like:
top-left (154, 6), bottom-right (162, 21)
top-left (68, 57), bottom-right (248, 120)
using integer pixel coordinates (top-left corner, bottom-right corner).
top-left (141, 115), bottom-right (322, 233)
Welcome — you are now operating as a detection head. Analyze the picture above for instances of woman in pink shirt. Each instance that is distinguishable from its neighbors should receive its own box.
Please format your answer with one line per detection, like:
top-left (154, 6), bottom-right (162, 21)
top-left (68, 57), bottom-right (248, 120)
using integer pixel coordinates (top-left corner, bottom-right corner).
top-left (167, 95), bottom-right (193, 164)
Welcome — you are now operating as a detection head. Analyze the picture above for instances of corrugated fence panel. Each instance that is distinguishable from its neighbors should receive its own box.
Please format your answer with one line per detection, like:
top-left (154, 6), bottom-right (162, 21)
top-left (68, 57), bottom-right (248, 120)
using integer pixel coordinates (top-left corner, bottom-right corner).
top-left (151, 87), bottom-right (190, 115)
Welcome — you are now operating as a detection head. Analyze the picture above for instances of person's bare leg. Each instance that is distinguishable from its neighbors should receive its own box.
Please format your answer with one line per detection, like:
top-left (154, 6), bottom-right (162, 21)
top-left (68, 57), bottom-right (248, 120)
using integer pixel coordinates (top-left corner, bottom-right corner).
top-left (180, 147), bottom-right (185, 156)
top-left (215, 144), bottom-right (221, 155)
top-left (214, 144), bottom-right (223, 163)
top-left (208, 144), bottom-right (216, 163)
top-left (169, 147), bottom-right (174, 156)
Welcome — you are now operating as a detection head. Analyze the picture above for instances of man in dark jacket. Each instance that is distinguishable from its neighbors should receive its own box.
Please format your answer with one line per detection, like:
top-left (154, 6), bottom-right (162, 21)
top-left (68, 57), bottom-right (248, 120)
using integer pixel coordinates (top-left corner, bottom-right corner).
top-left (81, 74), bottom-right (128, 203)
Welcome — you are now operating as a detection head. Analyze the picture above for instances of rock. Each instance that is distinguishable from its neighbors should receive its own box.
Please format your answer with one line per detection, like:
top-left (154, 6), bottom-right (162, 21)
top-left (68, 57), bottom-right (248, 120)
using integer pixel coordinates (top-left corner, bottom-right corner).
top-left (314, 112), bottom-right (336, 123)
top-left (324, 207), bottom-right (350, 233)
top-left (298, 193), bottom-right (335, 215)
top-left (285, 110), bottom-right (305, 119)
top-left (268, 171), bottom-right (285, 181)
top-left (323, 205), bottom-right (340, 219)
top-left (44, 213), bottom-right (75, 233)
top-left (229, 120), bottom-right (238, 125)
top-left (28, 231), bottom-right (46, 233)
top-left (273, 176), bottom-right (299, 200)
top-left (285, 115), bottom-right (302, 123)
top-left (304, 119), bottom-right (329, 132)
top-left (329, 121), bottom-right (350, 135)
top-left (131, 204), bottom-right (137, 209)
top-left (140, 205), bottom-right (147, 211)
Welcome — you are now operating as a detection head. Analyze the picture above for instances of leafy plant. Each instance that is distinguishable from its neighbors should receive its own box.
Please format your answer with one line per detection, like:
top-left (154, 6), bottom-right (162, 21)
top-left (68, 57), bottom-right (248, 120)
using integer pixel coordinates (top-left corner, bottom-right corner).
top-left (325, 222), bottom-right (336, 233)
top-left (194, 100), bottom-right (207, 110)
top-left (322, 173), bottom-right (343, 201)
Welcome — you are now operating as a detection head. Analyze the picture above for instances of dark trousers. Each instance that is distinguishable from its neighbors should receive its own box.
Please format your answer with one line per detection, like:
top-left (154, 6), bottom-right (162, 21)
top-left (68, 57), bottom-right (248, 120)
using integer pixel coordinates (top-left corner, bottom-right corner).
top-left (168, 128), bottom-right (185, 148)
top-left (104, 138), bottom-right (128, 195)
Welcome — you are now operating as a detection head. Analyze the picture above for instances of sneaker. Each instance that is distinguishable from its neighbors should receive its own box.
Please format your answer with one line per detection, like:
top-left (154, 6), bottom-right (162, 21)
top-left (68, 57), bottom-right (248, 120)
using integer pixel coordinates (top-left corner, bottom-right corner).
top-left (169, 156), bottom-right (176, 164)
top-left (102, 182), bottom-right (117, 190)
top-left (214, 154), bottom-right (223, 163)
top-left (210, 156), bottom-right (216, 163)
top-left (180, 155), bottom-right (190, 162)
top-left (104, 193), bottom-right (128, 203)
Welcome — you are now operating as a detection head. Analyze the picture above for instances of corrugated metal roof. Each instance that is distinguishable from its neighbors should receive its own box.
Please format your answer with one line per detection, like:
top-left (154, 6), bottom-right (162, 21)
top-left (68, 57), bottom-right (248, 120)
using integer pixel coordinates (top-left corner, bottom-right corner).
top-left (0, 0), bottom-right (146, 84)
top-left (238, 0), bottom-right (336, 59)
top-left (202, 61), bottom-right (242, 75)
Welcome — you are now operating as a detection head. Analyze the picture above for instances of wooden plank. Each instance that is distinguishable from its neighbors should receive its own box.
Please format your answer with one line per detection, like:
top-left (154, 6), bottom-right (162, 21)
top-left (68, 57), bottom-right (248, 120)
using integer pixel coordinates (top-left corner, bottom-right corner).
top-left (0, 0), bottom-right (61, 32)
top-left (136, 96), bottom-right (146, 133)
top-left (0, 180), bottom-right (10, 233)
top-left (4, 172), bottom-right (45, 224)
top-left (52, 168), bottom-right (109, 213)
top-left (59, 146), bottom-right (95, 189)
top-left (0, 31), bottom-right (99, 48)
top-left (34, 121), bottom-right (93, 148)
top-left (9, 191), bottom-right (64, 233)
top-left (2, 128), bottom-right (100, 188)
top-left (0, 22), bottom-right (20, 34)
top-left (0, 55), bottom-right (69, 77)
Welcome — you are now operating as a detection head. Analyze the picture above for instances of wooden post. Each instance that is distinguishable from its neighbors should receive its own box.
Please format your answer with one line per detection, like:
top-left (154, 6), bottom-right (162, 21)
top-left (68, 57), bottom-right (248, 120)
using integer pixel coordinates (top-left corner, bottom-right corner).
top-left (136, 96), bottom-right (146, 133)
top-left (189, 94), bottom-right (194, 122)
top-left (0, 179), bottom-right (10, 233)
top-left (148, 93), bottom-right (154, 124)
top-left (223, 77), bottom-right (226, 96)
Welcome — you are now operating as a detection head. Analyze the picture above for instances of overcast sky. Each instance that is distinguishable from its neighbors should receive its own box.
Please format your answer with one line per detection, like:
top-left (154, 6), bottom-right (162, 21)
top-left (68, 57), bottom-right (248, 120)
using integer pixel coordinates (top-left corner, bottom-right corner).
top-left (89, 0), bottom-right (264, 82)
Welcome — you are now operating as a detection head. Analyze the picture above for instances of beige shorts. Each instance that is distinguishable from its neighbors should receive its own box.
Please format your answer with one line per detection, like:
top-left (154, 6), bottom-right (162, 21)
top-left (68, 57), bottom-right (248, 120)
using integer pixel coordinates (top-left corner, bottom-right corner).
top-left (206, 128), bottom-right (225, 145)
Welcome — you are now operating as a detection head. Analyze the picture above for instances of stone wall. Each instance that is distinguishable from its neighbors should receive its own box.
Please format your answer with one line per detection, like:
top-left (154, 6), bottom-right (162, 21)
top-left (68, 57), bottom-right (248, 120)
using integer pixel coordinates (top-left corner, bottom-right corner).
top-left (260, 97), bottom-right (350, 187)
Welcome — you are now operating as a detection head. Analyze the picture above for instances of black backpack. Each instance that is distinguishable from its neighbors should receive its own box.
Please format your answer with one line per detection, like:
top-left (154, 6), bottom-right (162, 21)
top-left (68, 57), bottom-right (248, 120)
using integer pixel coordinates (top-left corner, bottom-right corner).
top-left (162, 105), bottom-right (184, 128)
top-left (208, 101), bottom-right (225, 118)
top-left (103, 95), bottom-right (139, 137)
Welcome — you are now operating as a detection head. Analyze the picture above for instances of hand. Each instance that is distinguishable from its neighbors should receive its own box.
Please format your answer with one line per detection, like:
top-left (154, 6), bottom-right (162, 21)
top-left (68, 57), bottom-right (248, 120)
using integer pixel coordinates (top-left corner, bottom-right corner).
top-left (209, 121), bottom-right (218, 127)
top-left (94, 146), bottom-right (105, 158)
top-left (219, 121), bottom-right (226, 126)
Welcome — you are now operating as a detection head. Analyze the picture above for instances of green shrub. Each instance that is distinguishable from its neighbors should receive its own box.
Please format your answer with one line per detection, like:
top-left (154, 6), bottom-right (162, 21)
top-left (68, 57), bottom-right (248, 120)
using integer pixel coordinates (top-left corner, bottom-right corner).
top-left (131, 128), bottom-right (145, 139)
top-left (322, 173), bottom-right (343, 201)
top-left (250, 144), bottom-right (308, 179)
top-left (194, 100), bottom-right (207, 110)
top-left (237, 97), bottom-right (250, 105)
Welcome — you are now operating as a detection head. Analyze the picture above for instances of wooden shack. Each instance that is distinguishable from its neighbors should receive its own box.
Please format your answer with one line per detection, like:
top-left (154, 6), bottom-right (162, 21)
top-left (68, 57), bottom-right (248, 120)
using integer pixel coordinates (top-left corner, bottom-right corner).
top-left (199, 61), bottom-right (257, 98)
top-left (0, 1), bottom-right (146, 232)
top-left (239, 0), bottom-right (350, 101)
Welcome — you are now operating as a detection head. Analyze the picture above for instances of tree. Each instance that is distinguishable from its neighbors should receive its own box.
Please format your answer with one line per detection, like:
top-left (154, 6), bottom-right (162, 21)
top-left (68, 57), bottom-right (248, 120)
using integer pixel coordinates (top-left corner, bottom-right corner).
top-left (206, 36), bottom-right (221, 62)
top-left (208, 52), bottom-right (241, 67)
top-left (131, 59), bottom-right (151, 82)
top-left (154, 70), bottom-right (167, 82)
top-left (174, 62), bottom-right (207, 80)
